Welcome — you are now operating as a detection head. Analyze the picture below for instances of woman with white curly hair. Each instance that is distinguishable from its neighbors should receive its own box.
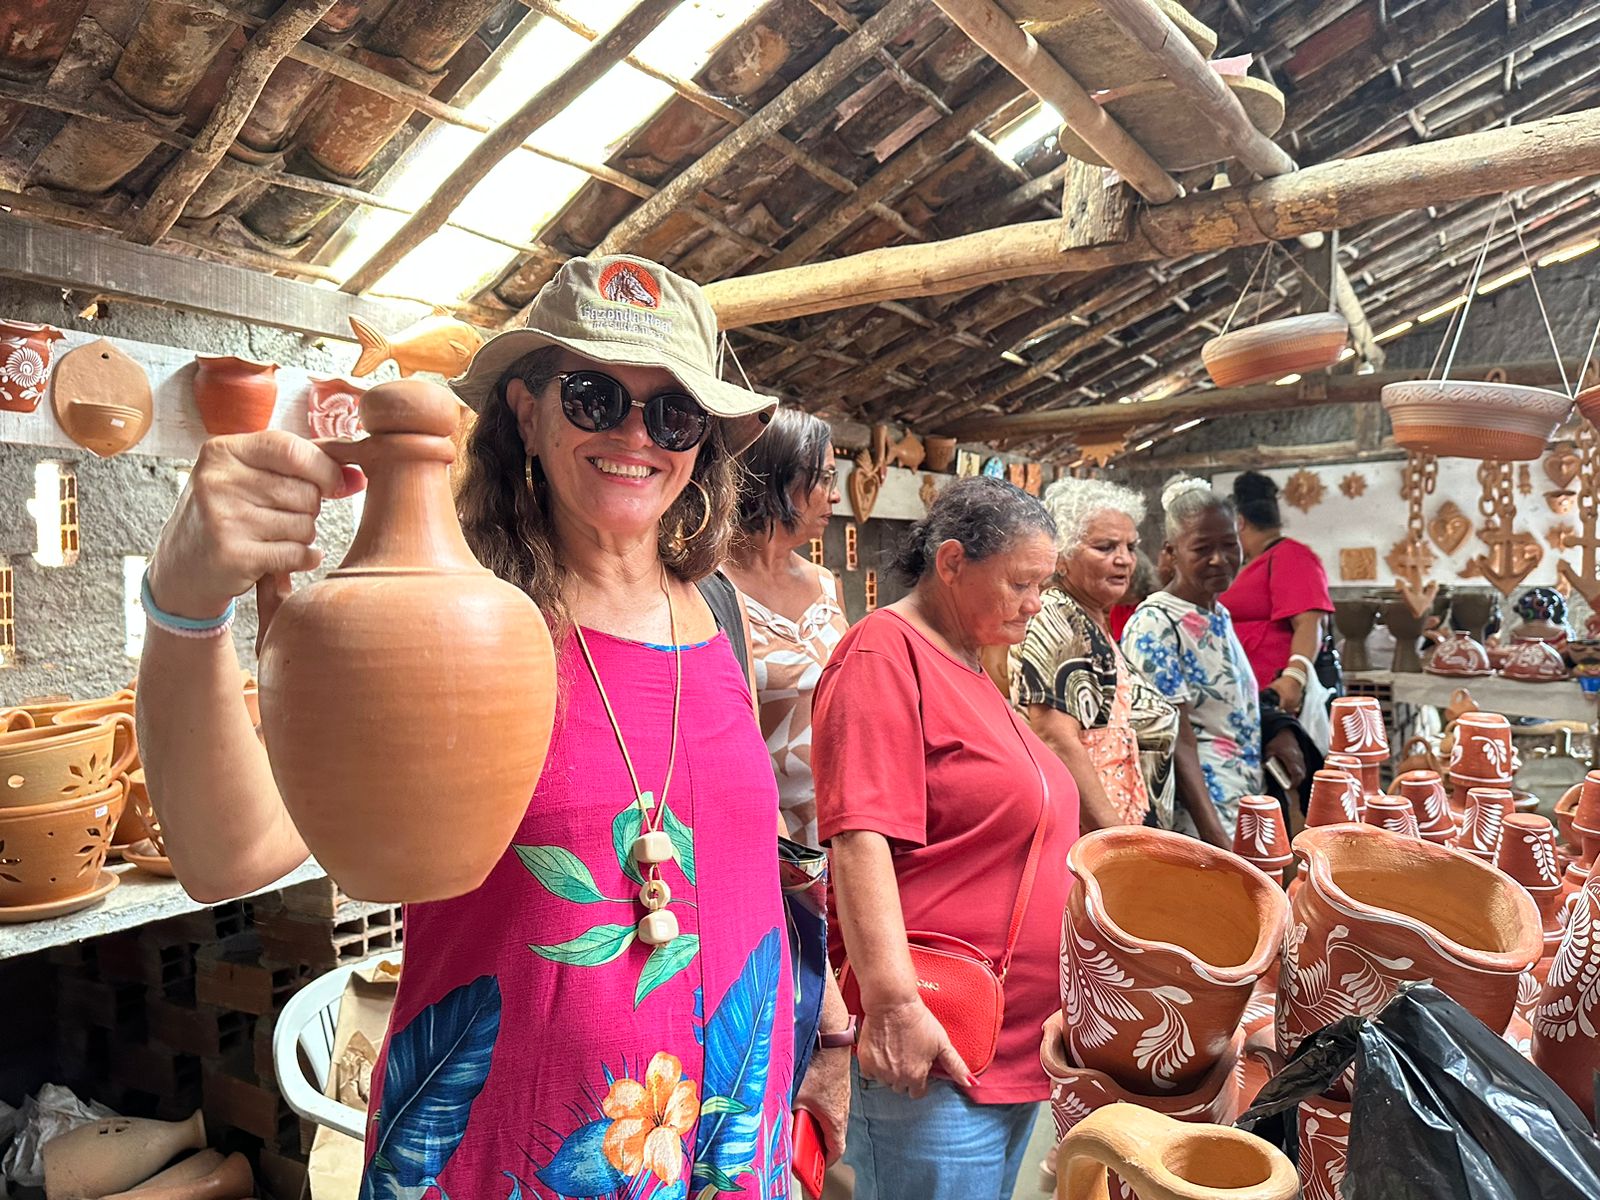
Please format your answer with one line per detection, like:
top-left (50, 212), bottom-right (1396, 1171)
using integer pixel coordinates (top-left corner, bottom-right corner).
top-left (1013, 477), bottom-right (1212, 840)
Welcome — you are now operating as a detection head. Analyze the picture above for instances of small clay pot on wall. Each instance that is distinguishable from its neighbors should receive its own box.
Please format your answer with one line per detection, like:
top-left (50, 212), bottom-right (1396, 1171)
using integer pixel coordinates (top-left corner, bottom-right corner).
top-left (193, 354), bottom-right (279, 435)
top-left (0, 320), bottom-right (66, 413)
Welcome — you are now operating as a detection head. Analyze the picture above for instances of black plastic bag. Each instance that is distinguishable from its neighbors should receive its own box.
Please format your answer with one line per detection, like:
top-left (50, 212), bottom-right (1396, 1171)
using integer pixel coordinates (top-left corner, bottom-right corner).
top-left (1238, 983), bottom-right (1600, 1199)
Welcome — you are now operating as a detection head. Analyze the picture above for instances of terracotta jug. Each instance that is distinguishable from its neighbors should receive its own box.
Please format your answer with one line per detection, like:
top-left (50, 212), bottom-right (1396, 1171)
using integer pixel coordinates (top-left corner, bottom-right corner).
top-left (0, 319), bottom-right (66, 412)
top-left (52, 340), bottom-right (153, 457)
top-left (99, 1150), bottom-right (252, 1199)
top-left (257, 379), bottom-right (557, 902)
top-left (1054, 1103), bottom-right (1298, 1200)
top-left (193, 354), bottom-right (279, 435)
top-left (1394, 770), bottom-right (1455, 844)
top-left (1532, 860), bottom-right (1600, 1121)
top-left (1232, 795), bottom-right (1291, 880)
top-left (1277, 825), bottom-right (1542, 1068)
top-left (1061, 828), bottom-right (1288, 1094)
top-left (42, 1110), bottom-right (205, 1199)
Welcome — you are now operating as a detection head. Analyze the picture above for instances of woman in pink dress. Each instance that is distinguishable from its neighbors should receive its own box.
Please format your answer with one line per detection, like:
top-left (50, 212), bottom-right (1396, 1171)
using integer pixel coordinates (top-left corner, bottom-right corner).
top-left (138, 257), bottom-right (825, 1199)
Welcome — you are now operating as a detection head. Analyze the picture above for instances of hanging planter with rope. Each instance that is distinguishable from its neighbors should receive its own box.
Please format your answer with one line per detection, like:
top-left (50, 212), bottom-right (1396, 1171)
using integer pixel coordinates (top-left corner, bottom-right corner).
top-left (1200, 244), bottom-right (1349, 388)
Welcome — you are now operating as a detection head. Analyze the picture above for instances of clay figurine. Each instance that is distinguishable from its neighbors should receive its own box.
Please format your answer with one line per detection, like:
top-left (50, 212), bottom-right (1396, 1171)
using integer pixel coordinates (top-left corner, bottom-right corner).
top-left (349, 308), bottom-right (485, 378)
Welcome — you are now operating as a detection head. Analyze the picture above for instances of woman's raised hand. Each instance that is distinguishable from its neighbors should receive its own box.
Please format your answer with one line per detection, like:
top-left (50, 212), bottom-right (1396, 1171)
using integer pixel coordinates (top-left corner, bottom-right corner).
top-left (857, 998), bottom-right (977, 1099)
top-left (147, 432), bottom-right (365, 620)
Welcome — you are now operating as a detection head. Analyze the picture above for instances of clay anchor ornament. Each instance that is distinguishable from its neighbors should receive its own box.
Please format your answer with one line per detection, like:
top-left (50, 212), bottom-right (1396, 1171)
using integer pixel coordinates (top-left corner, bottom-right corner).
top-left (1558, 531), bottom-right (1600, 605)
top-left (1386, 537), bottom-right (1437, 617)
top-left (1462, 525), bottom-right (1544, 596)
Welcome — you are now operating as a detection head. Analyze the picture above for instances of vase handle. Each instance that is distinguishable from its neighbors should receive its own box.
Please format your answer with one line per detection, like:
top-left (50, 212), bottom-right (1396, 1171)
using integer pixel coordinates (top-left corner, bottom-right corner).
top-left (1055, 1104), bottom-right (1298, 1200)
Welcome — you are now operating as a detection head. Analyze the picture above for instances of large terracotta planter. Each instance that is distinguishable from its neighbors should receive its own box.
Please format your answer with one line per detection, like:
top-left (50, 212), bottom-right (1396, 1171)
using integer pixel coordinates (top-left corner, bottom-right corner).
top-left (1394, 770), bottom-right (1456, 844)
top-left (1382, 379), bottom-right (1572, 460)
top-left (0, 780), bottom-right (124, 907)
top-left (52, 339), bottom-right (153, 457)
top-left (1277, 824), bottom-right (1543, 1066)
top-left (1061, 828), bottom-right (1289, 1094)
top-left (1201, 314), bottom-right (1348, 390)
top-left (0, 320), bottom-right (65, 413)
top-left (193, 354), bottom-right (279, 435)
top-left (1531, 860), bottom-right (1600, 1121)
top-left (0, 716), bottom-right (136, 808)
top-left (1232, 795), bottom-right (1291, 880)
top-left (258, 379), bottom-right (557, 902)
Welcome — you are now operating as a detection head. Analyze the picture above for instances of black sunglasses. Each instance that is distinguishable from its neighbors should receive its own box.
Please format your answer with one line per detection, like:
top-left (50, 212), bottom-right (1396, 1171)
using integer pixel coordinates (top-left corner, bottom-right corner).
top-left (556, 370), bottom-right (711, 452)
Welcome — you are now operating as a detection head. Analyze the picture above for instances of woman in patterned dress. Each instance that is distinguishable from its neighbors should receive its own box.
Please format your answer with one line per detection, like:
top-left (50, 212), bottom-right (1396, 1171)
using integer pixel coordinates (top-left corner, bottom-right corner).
top-left (138, 256), bottom-right (825, 1199)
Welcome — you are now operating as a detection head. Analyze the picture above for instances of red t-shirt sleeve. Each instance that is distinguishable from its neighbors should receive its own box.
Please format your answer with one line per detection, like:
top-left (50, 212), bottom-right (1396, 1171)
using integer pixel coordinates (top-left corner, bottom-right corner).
top-left (1268, 540), bottom-right (1334, 622)
top-left (812, 645), bottom-right (928, 848)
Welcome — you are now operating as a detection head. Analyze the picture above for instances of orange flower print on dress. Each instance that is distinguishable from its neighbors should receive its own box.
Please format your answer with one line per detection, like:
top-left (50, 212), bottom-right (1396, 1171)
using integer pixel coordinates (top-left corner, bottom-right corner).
top-left (601, 1051), bottom-right (701, 1184)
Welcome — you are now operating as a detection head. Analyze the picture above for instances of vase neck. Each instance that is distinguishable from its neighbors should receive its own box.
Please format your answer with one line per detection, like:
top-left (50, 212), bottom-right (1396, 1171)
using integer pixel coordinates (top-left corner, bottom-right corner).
top-left (337, 434), bottom-right (479, 573)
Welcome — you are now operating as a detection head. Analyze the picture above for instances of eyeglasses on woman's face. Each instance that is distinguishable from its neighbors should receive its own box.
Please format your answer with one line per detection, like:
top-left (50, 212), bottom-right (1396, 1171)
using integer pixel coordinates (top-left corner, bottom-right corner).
top-left (555, 370), bottom-right (711, 452)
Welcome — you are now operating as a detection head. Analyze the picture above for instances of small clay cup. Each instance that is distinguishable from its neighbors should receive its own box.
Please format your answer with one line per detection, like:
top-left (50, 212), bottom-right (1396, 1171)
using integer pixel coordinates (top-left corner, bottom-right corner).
top-left (1306, 770), bottom-right (1362, 827)
top-left (1323, 752), bottom-right (1376, 801)
top-left (1449, 711), bottom-right (1515, 785)
top-left (1495, 813), bottom-right (1565, 936)
top-left (1328, 696), bottom-right (1388, 763)
top-left (1455, 787), bottom-right (1515, 860)
top-left (1363, 794), bottom-right (1421, 840)
top-left (1233, 794), bottom-right (1292, 876)
top-left (1395, 769), bottom-right (1456, 844)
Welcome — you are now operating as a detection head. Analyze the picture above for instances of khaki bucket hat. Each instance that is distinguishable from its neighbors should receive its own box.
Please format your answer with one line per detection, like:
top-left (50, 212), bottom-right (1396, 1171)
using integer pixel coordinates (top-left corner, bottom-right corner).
top-left (450, 254), bottom-right (777, 452)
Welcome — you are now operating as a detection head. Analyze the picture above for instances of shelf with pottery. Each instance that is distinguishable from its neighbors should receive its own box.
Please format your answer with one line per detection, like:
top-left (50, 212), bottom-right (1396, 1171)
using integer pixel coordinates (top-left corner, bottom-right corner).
top-left (0, 856), bottom-right (325, 962)
top-left (1345, 669), bottom-right (1597, 724)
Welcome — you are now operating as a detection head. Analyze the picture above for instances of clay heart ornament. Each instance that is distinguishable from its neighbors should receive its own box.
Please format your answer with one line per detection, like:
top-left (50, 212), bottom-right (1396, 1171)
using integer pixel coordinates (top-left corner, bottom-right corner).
top-left (847, 449), bottom-right (883, 523)
top-left (1427, 501), bottom-right (1472, 555)
top-left (1545, 447), bottom-right (1581, 489)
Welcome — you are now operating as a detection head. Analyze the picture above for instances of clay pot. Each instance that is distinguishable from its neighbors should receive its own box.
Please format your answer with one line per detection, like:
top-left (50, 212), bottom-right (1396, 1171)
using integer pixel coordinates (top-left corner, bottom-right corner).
top-left (0, 320), bottom-right (66, 413)
top-left (1449, 594), bottom-right (1500, 644)
top-left (257, 379), bottom-right (557, 902)
top-left (1296, 1095), bottom-right (1351, 1200)
top-left (1424, 632), bottom-right (1493, 677)
top-left (1499, 638), bottom-right (1568, 682)
top-left (0, 780), bottom-right (124, 907)
top-left (1447, 711), bottom-right (1514, 786)
top-left (193, 354), bottom-right (279, 435)
top-left (1382, 378), bottom-right (1572, 461)
top-left (1554, 780), bottom-right (1582, 855)
top-left (1362, 794), bottom-right (1420, 840)
top-left (1277, 825), bottom-right (1543, 1068)
top-left (1323, 751), bottom-right (1377, 801)
top-left (1494, 813), bottom-right (1566, 958)
top-left (52, 340), bottom-right (153, 457)
top-left (52, 696), bottom-right (141, 777)
top-left (1382, 599), bottom-right (1426, 673)
top-left (1054, 1100), bottom-right (1298, 1200)
top-left (1394, 770), bottom-right (1455, 844)
top-left (1201, 313), bottom-right (1348, 390)
top-left (1232, 795), bottom-right (1292, 879)
top-left (1061, 828), bottom-right (1288, 1094)
top-left (5, 698), bottom-right (84, 725)
top-left (306, 374), bottom-right (367, 440)
top-left (126, 767), bottom-right (164, 853)
top-left (0, 709), bottom-right (33, 732)
top-left (1454, 787), bottom-right (1514, 860)
top-left (923, 435), bottom-right (958, 473)
top-left (0, 716), bottom-right (137, 808)
top-left (1305, 769), bottom-right (1362, 828)
top-left (1532, 860), bottom-right (1600, 1121)
top-left (99, 1150), bottom-right (252, 1199)
top-left (1332, 600), bottom-right (1381, 673)
top-left (1328, 696), bottom-right (1388, 769)
top-left (42, 1109), bottom-right (205, 1199)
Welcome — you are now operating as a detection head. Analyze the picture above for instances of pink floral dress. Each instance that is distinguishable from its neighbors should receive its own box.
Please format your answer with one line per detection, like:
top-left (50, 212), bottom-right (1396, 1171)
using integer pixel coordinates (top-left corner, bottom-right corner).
top-left (361, 631), bottom-right (794, 1200)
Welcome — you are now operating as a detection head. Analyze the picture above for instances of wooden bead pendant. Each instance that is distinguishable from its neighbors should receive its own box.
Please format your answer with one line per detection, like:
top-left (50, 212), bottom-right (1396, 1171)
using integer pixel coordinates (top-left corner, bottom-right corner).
top-left (632, 830), bottom-right (674, 866)
top-left (637, 877), bottom-right (677, 945)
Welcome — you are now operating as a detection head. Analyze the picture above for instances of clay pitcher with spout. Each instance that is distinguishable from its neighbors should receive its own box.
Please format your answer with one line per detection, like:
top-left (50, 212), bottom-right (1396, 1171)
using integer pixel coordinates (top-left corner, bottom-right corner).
top-left (257, 379), bottom-right (556, 902)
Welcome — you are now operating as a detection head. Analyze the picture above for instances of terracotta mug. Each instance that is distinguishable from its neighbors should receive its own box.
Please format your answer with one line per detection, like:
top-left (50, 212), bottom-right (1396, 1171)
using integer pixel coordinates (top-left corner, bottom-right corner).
top-left (1448, 711), bottom-right (1514, 785)
top-left (1394, 770), bottom-right (1456, 844)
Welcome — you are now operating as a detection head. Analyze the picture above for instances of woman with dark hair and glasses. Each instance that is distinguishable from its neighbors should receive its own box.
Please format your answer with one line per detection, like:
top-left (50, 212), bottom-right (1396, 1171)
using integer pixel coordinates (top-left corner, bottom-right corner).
top-left (137, 256), bottom-right (833, 1196)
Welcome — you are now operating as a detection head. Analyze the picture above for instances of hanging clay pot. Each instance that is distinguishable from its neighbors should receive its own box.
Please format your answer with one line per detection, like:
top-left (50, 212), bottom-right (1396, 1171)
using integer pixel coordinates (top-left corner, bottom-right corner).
top-left (258, 379), bottom-right (557, 902)
top-left (1448, 711), bottom-right (1514, 787)
top-left (52, 340), bottom-right (153, 457)
top-left (1382, 378), bottom-right (1572, 461)
top-left (193, 354), bottom-right (279, 435)
top-left (1305, 769), bottom-right (1362, 828)
top-left (1277, 824), bottom-right (1542, 1069)
top-left (42, 1109), bottom-right (206, 1200)
top-left (1201, 313), bottom-right (1348, 390)
top-left (0, 780), bottom-right (124, 907)
top-left (1061, 827), bottom-right (1288, 1095)
top-left (1232, 795), bottom-right (1291, 881)
top-left (0, 319), bottom-right (66, 413)
top-left (305, 374), bottom-right (367, 440)
top-left (0, 716), bottom-right (137, 808)
top-left (1054, 1101), bottom-right (1298, 1200)
top-left (1531, 860), bottom-right (1600, 1121)
top-left (1454, 786), bottom-right (1514, 860)
top-left (1296, 1095), bottom-right (1351, 1200)
top-left (99, 1150), bottom-right (253, 1199)
top-left (1394, 770), bottom-right (1456, 845)
top-left (1362, 794), bottom-right (1420, 840)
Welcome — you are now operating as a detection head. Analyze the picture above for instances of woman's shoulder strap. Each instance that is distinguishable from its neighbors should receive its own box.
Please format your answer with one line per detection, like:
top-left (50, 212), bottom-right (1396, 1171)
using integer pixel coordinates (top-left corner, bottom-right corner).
top-left (696, 571), bottom-right (750, 678)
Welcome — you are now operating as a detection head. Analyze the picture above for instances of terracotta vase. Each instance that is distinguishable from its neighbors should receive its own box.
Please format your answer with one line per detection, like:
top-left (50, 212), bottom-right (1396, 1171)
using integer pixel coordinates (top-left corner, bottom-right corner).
top-left (1054, 1101), bottom-right (1298, 1200)
top-left (1296, 1095), bottom-right (1351, 1200)
top-left (1382, 378), bottom-right (1572, 461)
top-left (1454, 786), bottom-right (1514, 861)
top-left (1232, 795), bottom-right (1291, 880)
top-left (1278, 824), bottom-right (1543, 1069)
top-left (1061, 828), bottom-right (1288, 1094)
top-left (1494, 813), bottom-right (1566, 959)
top-left (0, 319), bottom-right (66, 413)
top-left (1332, 600), bottom-right (1380, 674)
top-left (306, 374), bottom-right (368, 440)
top-left (1394, 770), bottom-right (1455, 844)
top-left (0, 716), bottom-right (137, 808)
top-left (1531, 860), bottom-right (1600, 1121)
top-left (1447, 711), bottom-right (1514, 787)
top-left (1361, 794), bottom-right (1420, 840)
top-left (52, 340), bottom-right (153, 457)
top-left (0, 780), bottom-right (123, 907)
top-left (258, 379), bottom-right (557, 902)
top-left (42, 1110), bottom-right (205, 1200)
top-left (1201, 313), bottom-right (1348, 390)
top-left (923, 435), bottom-right (958, 473)
top-left (99, 1150), bottom-right (252, 1200)
top-left (193, 354), bottom-right (279, 435)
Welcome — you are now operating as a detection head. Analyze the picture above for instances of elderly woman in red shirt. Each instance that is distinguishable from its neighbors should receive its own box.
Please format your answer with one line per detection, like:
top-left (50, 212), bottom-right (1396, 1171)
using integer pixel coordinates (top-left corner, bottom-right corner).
top-left (812, 477), bottom-right (1080, 1200)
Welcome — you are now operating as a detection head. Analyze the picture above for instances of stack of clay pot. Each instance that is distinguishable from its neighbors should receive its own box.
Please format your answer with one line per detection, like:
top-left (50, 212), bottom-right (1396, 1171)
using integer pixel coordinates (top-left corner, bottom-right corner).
top-left (1392, 770), bottom-right (1458, 845)
top-left (1444, 711), bottom-right (1515, 819)
top-left (1326, 697), bottom-right (1388, 799)
top-left (40, 1109), bottom-right (254, 1199)
top-left (0, 708), bottom-right (135, 921)
top-left (1277, 823), bottom-right (1543, 1200)
top-left (1043, 827), bottom-right (1289, 1196)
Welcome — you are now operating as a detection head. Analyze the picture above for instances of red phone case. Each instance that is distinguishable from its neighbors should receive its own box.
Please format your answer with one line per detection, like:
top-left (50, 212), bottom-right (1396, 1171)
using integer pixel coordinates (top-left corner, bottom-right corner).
top-left (792, 1109), bottom-right (827, 1200)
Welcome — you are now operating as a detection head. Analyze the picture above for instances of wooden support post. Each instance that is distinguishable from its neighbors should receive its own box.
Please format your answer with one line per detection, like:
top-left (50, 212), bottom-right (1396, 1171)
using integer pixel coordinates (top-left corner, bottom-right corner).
top-left (1058, 158), bottom-right (1136, 250)
top-left (126, 0), bottom-right (336, 245)
top-left (702, 108), bottom-right (1600, 327)
top-left (1334, 261), bottom-right (1385, 368)
top-left (928, 0), bottom-right (1181, 204)
top-left (1298, 229), bottom-right (1339, 313)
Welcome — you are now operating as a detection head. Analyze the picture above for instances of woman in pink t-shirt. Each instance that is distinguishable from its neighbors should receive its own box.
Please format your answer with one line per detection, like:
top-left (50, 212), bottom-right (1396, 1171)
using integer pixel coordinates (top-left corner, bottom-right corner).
top-left (814, 477), bottom-right (1081, 1200)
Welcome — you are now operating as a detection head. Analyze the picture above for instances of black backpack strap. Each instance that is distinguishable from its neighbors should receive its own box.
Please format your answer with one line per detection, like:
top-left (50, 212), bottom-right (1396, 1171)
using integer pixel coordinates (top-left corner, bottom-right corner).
top-left (696, 571), bottom-right (750, 679)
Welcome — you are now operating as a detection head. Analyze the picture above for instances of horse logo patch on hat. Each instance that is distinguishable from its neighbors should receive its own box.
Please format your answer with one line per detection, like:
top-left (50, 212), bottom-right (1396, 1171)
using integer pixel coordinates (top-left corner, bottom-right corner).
top-left (597, 260), bottom-right (661, 309)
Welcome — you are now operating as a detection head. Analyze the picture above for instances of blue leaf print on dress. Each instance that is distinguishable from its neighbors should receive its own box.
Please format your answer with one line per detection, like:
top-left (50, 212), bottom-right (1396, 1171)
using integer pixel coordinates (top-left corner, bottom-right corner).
top-left (361, 974), bottom-right (502, 1200)
top-left (534, 1119), bottom-right (625, 1198)
top-left (692, 929), bottom-right (781, 1194)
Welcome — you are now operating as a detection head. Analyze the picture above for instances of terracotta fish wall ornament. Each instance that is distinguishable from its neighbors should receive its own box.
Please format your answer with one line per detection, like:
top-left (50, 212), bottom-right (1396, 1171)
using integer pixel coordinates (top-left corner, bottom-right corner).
top-left (349, 307), bottom-right (485, 379)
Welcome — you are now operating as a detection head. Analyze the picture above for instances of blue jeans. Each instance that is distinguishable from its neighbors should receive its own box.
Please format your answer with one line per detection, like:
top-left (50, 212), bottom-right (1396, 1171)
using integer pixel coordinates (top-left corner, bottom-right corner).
top-left (845, 1063), bottom-right (1038, 1199)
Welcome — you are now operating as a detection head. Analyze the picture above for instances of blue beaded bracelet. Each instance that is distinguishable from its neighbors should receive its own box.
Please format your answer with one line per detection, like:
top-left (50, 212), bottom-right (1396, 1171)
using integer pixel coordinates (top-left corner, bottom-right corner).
top-left (140, 569), bottom-right (236, 639)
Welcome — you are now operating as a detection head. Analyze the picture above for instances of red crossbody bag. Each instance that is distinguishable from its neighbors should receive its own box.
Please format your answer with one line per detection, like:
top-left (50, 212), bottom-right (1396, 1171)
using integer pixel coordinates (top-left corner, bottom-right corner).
top-left (838, 750), bottom-right (1051, 1077)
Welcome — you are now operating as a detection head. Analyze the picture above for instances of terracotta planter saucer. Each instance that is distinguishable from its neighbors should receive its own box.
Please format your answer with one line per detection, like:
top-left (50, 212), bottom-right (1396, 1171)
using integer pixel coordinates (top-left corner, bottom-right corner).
top-left (123, 839), bottom-right (175, 877)
top-left (0, 869), bottom-right (118, 923)
top-left (1201, 313), bottom-right (1349, 390)
top-left (1382, 378), bottom-right (1572, 460)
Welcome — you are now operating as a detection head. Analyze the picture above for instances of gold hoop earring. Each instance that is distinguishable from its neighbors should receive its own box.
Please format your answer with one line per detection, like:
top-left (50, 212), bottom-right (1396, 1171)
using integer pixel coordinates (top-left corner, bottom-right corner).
top-left (671, 478), bottom-right (712, 553)
top-left (524, 453), bottom-right (536, 492)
